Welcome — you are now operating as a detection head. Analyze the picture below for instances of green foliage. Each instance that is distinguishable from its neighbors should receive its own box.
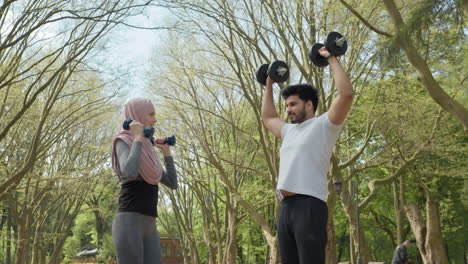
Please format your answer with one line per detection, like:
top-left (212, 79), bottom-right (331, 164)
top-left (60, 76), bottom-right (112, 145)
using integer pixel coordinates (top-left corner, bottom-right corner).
top-left (97, 233), bottom-right (116, 261)
top-left (237, 218), bottom-right (268, 263)
top-left (62, 210), bottom-right (96, 261)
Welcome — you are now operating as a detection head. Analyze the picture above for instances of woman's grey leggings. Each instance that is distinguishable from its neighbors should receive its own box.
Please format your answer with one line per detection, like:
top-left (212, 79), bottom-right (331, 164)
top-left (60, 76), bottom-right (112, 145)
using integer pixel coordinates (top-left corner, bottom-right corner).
top-left (112, 212), bottom-right (162, 264)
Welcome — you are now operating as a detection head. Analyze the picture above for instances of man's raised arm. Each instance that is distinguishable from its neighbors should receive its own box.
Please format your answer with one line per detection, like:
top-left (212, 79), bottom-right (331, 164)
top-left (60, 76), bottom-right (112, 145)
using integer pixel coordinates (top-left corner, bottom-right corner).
top-left (321, 48), bottom-right (354, 125)
top-left (261, 77), bottom-right (285, 139)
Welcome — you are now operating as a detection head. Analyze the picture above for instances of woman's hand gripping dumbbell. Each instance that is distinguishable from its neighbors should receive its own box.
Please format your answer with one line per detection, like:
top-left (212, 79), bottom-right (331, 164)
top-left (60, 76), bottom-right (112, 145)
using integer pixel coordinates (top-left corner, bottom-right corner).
top-left (123, 119), bottom-right (176, 146)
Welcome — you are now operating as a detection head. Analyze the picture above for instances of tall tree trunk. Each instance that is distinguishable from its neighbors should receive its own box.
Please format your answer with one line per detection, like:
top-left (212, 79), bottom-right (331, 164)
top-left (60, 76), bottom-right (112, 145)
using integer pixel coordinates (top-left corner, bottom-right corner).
top-left (49, 235), bottom-right (67, 264)
top-left (186, 235), bottom-right (199, 264)
top-left (30, 242), bottom-right (46, 264)
top-left (208, 247), bottom-right (217, 264)
top-left (93, 210), bottom-right (104, 249)
top-left (340, 181), bottom-right (371, 264)
top-left (39, 246), bottom-right (47, 264)
top-left (14, 213), bottom-right (31, 264)
top-left (404, 200), bottom-right (449, 264)
top-left (224, 200), bottom-right (239, 264)
top-left (264, 233), bottom-right (279, 264)
top-left (425, 200), bottom-right (448, 264)
top-left (201, 215), bottom-right (217, 264)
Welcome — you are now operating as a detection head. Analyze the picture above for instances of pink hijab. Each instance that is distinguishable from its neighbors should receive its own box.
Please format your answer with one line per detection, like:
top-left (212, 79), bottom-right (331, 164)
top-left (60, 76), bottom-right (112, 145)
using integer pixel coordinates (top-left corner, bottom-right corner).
top-left (111, 98), bottom-right (162, 184)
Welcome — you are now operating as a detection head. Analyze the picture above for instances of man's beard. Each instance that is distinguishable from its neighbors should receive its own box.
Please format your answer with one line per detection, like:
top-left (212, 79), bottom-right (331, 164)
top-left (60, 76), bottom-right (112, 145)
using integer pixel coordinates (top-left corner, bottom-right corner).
top-left (289, 106), bottom-right (307, 124)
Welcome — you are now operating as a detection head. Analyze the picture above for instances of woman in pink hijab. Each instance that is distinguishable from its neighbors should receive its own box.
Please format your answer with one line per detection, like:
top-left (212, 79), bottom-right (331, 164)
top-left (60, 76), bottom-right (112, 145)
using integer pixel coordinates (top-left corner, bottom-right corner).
top-left (111, 98), bottom-right (177, 264)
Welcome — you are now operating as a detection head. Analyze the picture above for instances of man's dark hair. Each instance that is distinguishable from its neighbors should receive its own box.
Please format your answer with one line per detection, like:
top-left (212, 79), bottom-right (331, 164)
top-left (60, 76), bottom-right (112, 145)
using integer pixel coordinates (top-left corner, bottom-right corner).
top-left (281, 84), bottom-right (319, 113)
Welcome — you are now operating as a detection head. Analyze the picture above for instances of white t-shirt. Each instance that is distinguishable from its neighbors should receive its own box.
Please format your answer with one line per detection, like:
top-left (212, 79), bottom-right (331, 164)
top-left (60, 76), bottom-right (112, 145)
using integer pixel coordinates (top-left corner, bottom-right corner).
top-left (277, 112), bottom-right (343, 202)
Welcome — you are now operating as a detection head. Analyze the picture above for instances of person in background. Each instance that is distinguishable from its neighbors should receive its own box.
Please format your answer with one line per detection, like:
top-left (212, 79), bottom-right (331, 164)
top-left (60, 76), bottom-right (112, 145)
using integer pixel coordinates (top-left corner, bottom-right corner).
top-left (392, 240), bottom-right (413, 264)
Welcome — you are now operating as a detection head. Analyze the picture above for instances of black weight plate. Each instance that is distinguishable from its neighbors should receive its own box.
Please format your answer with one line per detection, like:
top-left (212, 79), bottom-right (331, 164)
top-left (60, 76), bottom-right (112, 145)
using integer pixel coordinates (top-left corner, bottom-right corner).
top-left (309, 43), bottom-right (329, 67)
top-left (123, 119), bottom-right (133, 130)
top-left (268, 60), bottom-right (289, 83)
top-left (256, 64), bottom-right (269, 85)
top-left (325, 31), bottom-right (347, 57)
top-left (165, 134), bottom-right (176, 146)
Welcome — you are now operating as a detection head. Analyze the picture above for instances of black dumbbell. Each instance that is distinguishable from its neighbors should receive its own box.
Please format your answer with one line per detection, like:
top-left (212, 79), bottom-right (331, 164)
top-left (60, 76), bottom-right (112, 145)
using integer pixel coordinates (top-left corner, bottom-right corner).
top-left (256, 60), bottom-right (290, 85)
top-left (150, 134), bottom-right (176, 146)
top-left (123, 119), bottom-right (176, 146)
top-left (325, 31), bottom-right (347, 56)
top-left (123, 119), bottom-right (154, 138)
top-left (309, 31), bottom-right (348, 67)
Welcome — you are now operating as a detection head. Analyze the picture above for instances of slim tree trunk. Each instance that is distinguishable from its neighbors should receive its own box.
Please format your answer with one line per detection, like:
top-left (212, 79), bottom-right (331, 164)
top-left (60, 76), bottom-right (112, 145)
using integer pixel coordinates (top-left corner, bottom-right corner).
top-left (6, 215), bottom-right (12, 264)
top-left (350, 234), bottom-right (355, 264)
top-left (30, 224), bottom-right (43, 264)
top-left (326, 176), bottom-right (338, 264)
top-left (326, 212), bottom-right (337, 264)
top-left (200, 214), bottom-right (217, 264)
top-left (393, 180), bottom-right (404, 244)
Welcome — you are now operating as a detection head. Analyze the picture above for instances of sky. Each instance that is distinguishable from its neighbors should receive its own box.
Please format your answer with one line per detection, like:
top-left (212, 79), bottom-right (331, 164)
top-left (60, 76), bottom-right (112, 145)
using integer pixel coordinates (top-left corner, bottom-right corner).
top-left (102, 6), bottom-right (171, 99)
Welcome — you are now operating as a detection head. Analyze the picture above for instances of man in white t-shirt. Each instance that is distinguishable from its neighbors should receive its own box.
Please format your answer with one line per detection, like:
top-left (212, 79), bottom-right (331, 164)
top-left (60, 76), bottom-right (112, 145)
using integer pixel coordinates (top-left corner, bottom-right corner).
top-left (261, 46), bottom-right (353, 264)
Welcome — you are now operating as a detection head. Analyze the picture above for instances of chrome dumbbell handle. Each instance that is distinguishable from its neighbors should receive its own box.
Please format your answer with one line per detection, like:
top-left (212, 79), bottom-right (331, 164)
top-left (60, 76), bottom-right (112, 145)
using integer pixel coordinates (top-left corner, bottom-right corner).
top-left (335, 36), bottom-right (346, 47)
top-left (277, 67), bottom-right (288, 76)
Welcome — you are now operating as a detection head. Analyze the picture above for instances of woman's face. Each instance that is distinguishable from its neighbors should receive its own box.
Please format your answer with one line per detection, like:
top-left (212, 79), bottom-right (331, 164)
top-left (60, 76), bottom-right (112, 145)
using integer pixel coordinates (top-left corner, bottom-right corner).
top-left (145, 111), bottom-right (157, 127)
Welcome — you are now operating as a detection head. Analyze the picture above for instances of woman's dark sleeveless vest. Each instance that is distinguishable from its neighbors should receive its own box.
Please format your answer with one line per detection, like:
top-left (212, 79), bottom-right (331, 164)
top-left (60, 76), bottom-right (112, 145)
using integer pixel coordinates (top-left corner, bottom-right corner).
top-left (118, 180), bottom-right (159, 217)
